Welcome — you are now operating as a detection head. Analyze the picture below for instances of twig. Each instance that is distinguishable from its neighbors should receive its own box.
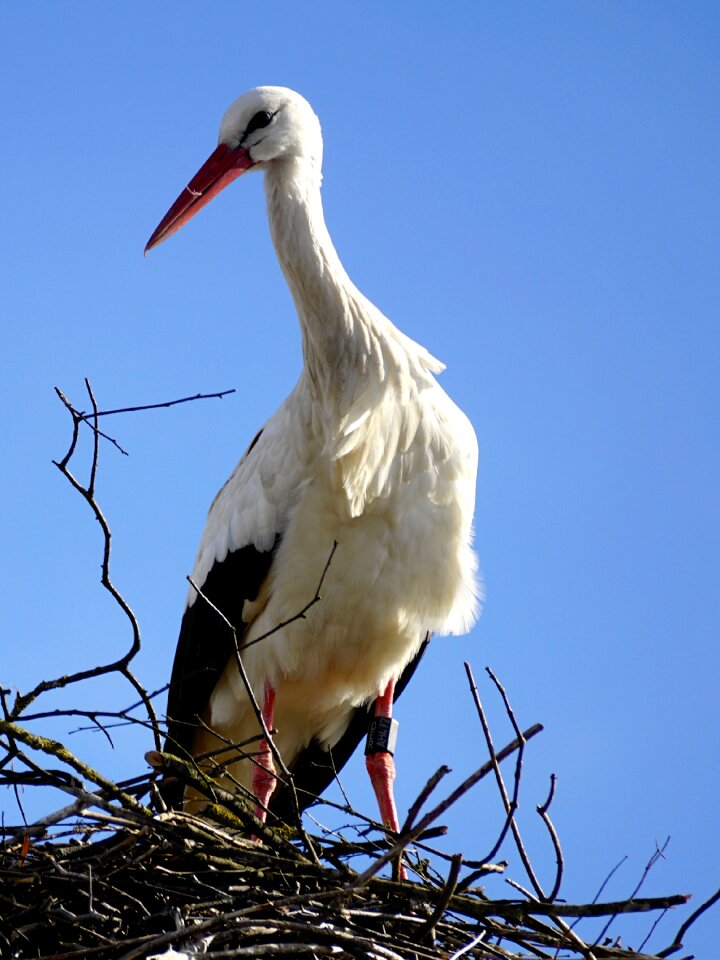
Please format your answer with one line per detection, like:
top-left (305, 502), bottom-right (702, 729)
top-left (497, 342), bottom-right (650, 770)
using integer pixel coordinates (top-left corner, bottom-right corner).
top-left (401, 765), bottom-right (452, 833)
top-left (79, 388), bottom-right (236, 419)
top-left (240, 540), bottom-right (338, 651)
top-left (594, 837), bottom-right (671, 946)
top-left (658, 883), bottom-right (720, 957)
top-left (419, 853), bottom-right (463, 941)
top-left (12, 383), bottom-right (161, 751)
top-left (536, 774), bottom-right (563, 902)
top-left (447, 932), bottom-right (487, 960)
top-left (465, 663), bottom-right (545, 896)
top-left (185, 577), bottom-right (292, 787)
top-left (0, 720), bottom-right (151, 817)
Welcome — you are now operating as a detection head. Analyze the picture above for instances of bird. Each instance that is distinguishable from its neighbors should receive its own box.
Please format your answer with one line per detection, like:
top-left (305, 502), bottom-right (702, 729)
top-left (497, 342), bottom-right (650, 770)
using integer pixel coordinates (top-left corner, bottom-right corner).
top-left (146, 86), bottom-right (480, 850)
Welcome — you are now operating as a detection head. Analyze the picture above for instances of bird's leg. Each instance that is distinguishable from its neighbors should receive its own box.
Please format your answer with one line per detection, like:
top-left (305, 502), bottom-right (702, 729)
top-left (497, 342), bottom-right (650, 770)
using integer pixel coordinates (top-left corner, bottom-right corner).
top-left (365, 677), bottom-right (406, 880)
top-left (252, 680), bottom-right (277, 823)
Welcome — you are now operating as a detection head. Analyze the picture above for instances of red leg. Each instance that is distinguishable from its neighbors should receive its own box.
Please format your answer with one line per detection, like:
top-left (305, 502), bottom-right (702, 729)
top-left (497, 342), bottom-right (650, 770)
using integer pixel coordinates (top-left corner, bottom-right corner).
top-left (252, 680), bottom-right (277, 823)
top-left (365, 677), bottom-right (407, 880)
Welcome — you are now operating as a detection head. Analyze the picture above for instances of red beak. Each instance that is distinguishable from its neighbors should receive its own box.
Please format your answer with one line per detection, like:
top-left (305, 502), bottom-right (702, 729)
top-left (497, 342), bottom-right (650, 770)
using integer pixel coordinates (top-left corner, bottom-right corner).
top-left (145, 144), bottom-right (256, 253)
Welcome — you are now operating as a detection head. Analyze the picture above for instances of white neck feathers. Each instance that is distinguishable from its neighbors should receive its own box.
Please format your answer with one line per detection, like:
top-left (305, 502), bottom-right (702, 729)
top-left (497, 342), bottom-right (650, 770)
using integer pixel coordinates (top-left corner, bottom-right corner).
top-left (263, 157), bottom-right (445, 516)
top-left (264, 158), bottom-right (443, 396)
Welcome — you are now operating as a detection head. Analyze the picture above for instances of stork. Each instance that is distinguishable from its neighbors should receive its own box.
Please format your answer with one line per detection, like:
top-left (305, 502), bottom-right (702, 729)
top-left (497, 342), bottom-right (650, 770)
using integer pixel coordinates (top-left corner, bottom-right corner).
top-left (146, 87), bottom-right (479, 856)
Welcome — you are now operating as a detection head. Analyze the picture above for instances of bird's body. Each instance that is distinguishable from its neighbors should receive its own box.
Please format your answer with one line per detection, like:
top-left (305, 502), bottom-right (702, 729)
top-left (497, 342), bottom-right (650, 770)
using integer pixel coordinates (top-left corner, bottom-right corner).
top-left (147, 87), bottom-right (479, 826)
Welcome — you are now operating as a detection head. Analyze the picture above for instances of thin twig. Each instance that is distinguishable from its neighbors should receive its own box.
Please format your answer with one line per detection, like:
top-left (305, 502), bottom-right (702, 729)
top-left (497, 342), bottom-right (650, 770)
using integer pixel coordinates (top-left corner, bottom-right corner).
top-left (185, 576), bottom-right (292, 785)
top-left (12, 384), bottom-right (161, 750)
top-left (658, 883), bottom-right (720, 957)
top-left (79, 388), bottom-right (236, 419)
top-left (536, 774), bottom-right (563, 902)
top-left (240, 540), bottom-right (338, 651)
top-left (465, 663), bottom-right (544, 896)
top-left (418, 853), bottom-right (463, 941)
top-left (594, 837), bottom-right (671, 946)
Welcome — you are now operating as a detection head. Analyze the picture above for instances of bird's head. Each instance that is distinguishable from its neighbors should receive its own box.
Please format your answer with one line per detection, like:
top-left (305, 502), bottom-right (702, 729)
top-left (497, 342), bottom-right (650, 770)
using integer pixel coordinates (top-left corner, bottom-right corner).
top-left (145, 86), bottom-right (322, 253)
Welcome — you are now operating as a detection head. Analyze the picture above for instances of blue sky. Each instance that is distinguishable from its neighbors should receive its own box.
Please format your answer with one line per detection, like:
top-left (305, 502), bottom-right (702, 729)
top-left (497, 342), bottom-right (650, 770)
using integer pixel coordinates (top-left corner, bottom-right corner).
top-left (2, 3), bottom-right (718, 953)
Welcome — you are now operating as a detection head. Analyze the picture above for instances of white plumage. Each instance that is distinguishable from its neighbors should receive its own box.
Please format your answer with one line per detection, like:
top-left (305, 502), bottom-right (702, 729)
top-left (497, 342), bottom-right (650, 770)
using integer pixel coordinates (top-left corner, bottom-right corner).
top-left (147, 86), bottom-right (479, 831)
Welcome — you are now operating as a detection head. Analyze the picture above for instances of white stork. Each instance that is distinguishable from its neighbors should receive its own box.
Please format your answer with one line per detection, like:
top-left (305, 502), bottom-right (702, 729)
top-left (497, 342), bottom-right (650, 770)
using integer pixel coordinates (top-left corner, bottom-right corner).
top-left (146, 86), bottom-right (479, 849)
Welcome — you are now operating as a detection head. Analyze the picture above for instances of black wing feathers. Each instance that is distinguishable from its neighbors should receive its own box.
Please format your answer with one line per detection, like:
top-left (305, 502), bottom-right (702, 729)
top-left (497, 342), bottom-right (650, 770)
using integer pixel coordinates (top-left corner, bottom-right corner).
top-left (163, 540), bottom-right (278, 805)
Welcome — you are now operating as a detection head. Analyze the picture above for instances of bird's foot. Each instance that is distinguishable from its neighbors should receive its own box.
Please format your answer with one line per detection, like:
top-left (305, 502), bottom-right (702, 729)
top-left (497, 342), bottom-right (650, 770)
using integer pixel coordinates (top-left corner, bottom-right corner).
top-left (366, 750), bottom-right (407, 881)
top-left (252, 758), bottom-right (277, 824)
top-left (252, 682), bottom-right (278, 831)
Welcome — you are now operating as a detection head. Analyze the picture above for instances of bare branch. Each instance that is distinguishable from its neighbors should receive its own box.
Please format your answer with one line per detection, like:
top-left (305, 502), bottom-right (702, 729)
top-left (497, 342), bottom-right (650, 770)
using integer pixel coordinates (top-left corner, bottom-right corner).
top-left (594, 837), bottom-right (672, 946)
top-left (659, 883), bottom-right (720, 957)
top-left (536, 774), bottom-right (563, 902)
top-left (241, 540), bottom-right (338, 652)
top-left (12, 382), bottom-right (161, 751)
top-left (79, 388), bottom-right (236, 419)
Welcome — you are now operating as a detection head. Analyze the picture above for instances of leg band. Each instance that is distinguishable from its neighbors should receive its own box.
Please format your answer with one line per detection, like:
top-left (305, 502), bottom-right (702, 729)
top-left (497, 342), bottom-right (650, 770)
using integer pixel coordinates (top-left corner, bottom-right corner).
top-left (365, 716), bottom-right (399, 755)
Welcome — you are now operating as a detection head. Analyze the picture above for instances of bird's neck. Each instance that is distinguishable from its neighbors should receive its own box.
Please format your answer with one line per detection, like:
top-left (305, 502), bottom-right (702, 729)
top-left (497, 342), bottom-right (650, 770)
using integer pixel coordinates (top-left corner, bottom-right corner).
top-left (264, 159), bottom-right (440, 411)
top-left (264, 157), bottom-right (446, 517)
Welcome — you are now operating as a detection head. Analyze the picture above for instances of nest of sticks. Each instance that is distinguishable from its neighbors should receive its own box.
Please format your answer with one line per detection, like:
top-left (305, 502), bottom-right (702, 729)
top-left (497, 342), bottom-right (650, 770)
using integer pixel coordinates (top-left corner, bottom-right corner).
top-left (0, 698), bottom-right (708, 960)
top-left (1, 385), bottom-right (716, 960)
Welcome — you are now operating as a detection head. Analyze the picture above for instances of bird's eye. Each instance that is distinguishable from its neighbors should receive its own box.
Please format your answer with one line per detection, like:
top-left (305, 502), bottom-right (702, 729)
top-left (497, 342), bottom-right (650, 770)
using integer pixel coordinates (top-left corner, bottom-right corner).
top-left (244, 110), bottom-right (275, 138)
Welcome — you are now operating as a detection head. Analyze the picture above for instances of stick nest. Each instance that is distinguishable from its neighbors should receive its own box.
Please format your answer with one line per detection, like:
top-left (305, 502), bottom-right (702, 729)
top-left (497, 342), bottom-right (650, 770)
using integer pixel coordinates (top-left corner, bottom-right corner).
top-left (0, 739), bottom-right (698, 960)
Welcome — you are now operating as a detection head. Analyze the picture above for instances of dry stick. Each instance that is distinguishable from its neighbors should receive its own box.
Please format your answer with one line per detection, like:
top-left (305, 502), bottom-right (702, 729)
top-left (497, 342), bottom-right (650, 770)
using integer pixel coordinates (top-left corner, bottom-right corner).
top-left (186, 541), bottom-right (338, 864)
top-left (57, 385), bottom-right (129, 455)
top-left (418, 853), bottom-right (463, 941)
top-left (658, 882), bottom-right (720, 958)
top-left (486, 918), bottom-right (554, 960)
top-left (240, 540), bottom-right (338, 652)
top-left (190, 948), bottom-right (345, 960)
top-left (84, 378), bottom-right (159, 746)
top-left (638, 907), bottom-right (669, 955)
top-left (436, 892), bottom-right (690, 924)
top-left (0, 723), bottom-right (151, 817)
top-left (447, 932), bottom-right (487, 960)
top-left (464, 663), bottom-right (543, 895)
top-left (209, 918), bottom-right (408, 960)
top-left (78, 388), bottom-right (236, 419)
top-left (86, 377), bottom-right (100, 499)
top-left (18, 707), bottom-right (161, 740)
top-left (401, 765), bottom-right (452, 834)
top-left (569, 854), bottom-right (628, 935)
top-left (18, 383), bottom-right (234, 728)
top-left (12, 383), bottom-right (161, 751)
top-left (18, 684), bottom-right (173, 733)
top-left (74, 389), bottom-right (237, 456)
top-left (485, 665), bottom-right (553, 900)
top-left (186, 539), bottom-right (337, 778)
top-left (3, 799), bottom-right (86, 842)
top-left (469, 666), bottom-right (592, 958)
top-left (594, 836), bottom-right (671, 947)
top-left (536, 774), bottom-right (563, 903)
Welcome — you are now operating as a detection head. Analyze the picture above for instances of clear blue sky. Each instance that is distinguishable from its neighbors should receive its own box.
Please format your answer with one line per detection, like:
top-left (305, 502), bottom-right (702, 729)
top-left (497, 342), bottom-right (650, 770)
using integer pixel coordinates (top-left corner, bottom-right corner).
top-left (2, 3), bottom-right (718, 954)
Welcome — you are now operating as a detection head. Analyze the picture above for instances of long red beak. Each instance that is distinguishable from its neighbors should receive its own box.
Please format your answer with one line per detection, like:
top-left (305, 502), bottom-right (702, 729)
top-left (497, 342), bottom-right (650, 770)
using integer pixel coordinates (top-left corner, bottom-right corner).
top-left (145, 144), bottom-right (256, 253)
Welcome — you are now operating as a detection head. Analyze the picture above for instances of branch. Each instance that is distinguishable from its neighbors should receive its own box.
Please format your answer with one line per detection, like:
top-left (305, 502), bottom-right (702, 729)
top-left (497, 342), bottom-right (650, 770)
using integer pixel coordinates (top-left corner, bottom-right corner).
top-left (79, 388), bottom-right (236, 419)
top-left (0, 719), bottom-right (151, 816)
top-left (12, 381), bottom-right (161, 751)
top-left (659, 883), bottom-right (720, 957)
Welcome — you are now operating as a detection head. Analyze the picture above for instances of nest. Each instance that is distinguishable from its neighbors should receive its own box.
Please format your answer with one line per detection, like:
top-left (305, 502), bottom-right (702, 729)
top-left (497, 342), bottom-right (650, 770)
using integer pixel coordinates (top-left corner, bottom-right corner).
top-left (0, 701), bottom-right (704, 960)
top-left (1, 385), bottom-right (714, 959)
